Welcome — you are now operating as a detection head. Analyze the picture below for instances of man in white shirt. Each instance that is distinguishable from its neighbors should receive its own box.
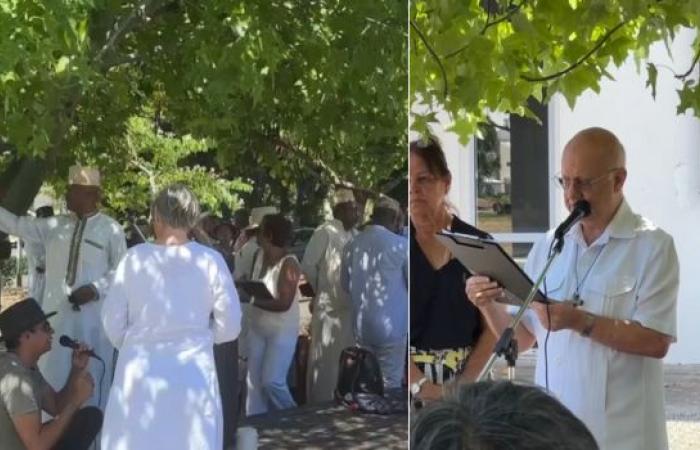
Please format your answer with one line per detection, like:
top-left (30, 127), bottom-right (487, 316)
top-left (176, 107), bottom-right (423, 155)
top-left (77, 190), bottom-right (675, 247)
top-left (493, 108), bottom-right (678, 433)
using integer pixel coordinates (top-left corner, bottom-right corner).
top-left (466, 127), bottom-right (678, 450)
top-left (341, 196), bottom-right (407, 388)
top-left (302, 187), bottom-right (358, 403)
top-left (0, 166), bottom-right (126, 412)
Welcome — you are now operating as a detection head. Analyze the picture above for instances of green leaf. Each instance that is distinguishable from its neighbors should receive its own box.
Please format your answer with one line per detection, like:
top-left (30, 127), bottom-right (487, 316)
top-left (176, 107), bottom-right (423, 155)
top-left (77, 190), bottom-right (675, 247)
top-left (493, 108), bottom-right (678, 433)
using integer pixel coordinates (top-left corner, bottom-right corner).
top-left (646, 63), bottom-right (658, 99)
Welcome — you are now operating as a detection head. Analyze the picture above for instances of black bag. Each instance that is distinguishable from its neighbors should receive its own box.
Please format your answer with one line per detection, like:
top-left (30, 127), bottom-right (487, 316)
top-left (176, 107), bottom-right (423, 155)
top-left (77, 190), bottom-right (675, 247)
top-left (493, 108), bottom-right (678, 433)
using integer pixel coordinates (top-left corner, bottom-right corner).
top-left (335, 346), bottom-right (384, 399)
top-left (335, 346), bottom-right (410, 415)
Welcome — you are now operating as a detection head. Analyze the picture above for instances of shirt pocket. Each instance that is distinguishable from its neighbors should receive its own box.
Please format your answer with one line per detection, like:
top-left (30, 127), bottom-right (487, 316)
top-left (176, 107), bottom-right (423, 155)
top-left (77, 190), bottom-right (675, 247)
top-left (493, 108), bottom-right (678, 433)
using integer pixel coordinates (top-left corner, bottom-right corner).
top-left (541, 270), bottom-right (566, 302)
top-left (587, 275), bottom-right (637, 319)
top-left (81, 236), bottom-right (107, 263)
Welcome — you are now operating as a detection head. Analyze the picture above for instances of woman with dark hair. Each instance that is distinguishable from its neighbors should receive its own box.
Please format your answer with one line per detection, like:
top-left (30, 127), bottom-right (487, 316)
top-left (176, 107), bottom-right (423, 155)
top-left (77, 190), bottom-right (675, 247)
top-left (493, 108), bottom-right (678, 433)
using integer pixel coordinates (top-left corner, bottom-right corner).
top-left (246, 213), bottom-right (301, 415)
top-left (409, 136), bottom-right (495, 405)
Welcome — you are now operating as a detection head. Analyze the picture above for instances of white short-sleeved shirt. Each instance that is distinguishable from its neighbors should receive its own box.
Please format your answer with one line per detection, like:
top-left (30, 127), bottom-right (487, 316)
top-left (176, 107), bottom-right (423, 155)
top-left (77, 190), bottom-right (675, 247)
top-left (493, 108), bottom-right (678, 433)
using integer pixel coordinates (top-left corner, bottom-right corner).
top-left (522, 199), bottom-right (678, 450)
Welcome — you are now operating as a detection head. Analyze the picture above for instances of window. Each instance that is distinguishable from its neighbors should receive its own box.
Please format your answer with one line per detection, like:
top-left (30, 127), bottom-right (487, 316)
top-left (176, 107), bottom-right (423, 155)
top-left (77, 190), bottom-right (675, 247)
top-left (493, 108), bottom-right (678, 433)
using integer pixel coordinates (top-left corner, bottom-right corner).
top-left (475, 101), bottom-right (550, 261)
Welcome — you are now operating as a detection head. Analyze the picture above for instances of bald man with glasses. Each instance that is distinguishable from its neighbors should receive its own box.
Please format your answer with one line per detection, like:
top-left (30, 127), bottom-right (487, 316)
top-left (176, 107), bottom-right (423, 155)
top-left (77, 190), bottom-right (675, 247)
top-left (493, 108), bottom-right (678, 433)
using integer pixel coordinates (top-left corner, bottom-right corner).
top-left (466, 127), bottom-right (678, 450)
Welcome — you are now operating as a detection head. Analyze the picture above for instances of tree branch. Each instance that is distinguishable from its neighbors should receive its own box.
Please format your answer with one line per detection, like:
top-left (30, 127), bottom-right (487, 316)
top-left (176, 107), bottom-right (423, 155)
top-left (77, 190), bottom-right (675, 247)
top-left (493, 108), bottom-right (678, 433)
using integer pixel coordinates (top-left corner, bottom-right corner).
top-left (481, 0), bottom-right (526, 35)
top-left (480, 116), bottom-right (510, 132)
top-left (521, 21), bottom-right (628, 82)
top-left (675, 48), bottom-right (700, 80)
top-left (94, 0), bottom-right (157, 64)
top-left (410, 20), bottom-right (448, 99)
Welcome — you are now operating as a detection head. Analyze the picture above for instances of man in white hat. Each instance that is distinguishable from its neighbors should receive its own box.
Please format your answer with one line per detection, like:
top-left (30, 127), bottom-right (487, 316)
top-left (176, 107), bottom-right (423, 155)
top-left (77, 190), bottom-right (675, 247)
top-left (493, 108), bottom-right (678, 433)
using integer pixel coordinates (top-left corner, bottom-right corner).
top-left (341, 196), bottom-right (407, 389)
top-left (0, 165), bottom-right (126, 413)
top-left (302, 187), bottom-right (359, 403)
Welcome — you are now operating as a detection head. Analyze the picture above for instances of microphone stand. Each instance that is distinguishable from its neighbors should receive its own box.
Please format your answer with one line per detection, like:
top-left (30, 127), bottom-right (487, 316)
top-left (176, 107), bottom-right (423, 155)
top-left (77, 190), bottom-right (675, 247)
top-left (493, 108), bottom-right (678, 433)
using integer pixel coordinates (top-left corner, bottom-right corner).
top-left (476, 236), bottom-right (565, 382)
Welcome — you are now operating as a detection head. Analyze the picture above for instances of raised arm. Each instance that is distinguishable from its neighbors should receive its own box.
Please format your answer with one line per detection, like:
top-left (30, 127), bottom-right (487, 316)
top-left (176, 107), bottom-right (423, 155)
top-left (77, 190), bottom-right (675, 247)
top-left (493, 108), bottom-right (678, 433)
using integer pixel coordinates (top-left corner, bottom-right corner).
top-left (0, 207), bottom-right (51, 243)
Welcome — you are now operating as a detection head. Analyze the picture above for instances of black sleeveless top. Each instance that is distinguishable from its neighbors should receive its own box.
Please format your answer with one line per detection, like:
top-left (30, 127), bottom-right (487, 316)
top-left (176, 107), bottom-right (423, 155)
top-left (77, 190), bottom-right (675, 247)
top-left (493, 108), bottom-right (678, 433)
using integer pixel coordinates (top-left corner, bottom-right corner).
top-left (410, 216), bottom-right (491, 350)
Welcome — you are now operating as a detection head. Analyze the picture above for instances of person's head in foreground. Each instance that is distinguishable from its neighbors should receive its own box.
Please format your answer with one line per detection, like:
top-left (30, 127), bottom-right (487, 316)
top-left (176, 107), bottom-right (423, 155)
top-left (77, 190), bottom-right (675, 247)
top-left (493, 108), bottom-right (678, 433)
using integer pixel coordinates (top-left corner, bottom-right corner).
top-left (411, 381), bottom-right (599, 450)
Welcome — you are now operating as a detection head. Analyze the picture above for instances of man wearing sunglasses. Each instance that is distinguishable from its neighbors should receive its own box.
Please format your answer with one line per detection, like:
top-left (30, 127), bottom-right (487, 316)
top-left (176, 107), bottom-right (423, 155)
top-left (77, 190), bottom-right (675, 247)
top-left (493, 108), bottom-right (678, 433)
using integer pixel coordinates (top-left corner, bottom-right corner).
top-left (467, 127), bottom-right (678, 450)
top-left (0, 298), bottom-right (102, 450)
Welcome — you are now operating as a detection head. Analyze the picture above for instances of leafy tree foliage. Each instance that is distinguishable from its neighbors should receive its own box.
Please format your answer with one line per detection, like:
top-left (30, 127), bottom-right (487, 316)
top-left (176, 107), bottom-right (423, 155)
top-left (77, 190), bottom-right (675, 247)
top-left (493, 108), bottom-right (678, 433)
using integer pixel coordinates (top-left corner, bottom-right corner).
top-left (0, 1), bottom-right (407, 219)
top-left (411, 0), bottom-right (700, 140)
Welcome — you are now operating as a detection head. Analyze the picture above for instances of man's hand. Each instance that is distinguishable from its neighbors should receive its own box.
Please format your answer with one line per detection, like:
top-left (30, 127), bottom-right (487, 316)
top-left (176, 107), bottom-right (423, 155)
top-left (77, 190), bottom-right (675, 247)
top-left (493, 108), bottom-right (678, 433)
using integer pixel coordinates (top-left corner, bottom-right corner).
top-left (70, 341), bottom-right (92, 371)
top-left (465, 275), bottom-right (503, 309)
top-left (531, 301), bottom-right (585, 332)
top-left (69, 284), bottom-right (98, 307)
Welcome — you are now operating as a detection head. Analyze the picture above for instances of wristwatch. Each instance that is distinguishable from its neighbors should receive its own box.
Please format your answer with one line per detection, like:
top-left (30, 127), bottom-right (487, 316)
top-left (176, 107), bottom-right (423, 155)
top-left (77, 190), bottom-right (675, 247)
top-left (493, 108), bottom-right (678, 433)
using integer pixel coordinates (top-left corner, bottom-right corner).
top-left (410, 377), bottom-right (428, 397)
top-left (580, 312), bottom-right (597, 337)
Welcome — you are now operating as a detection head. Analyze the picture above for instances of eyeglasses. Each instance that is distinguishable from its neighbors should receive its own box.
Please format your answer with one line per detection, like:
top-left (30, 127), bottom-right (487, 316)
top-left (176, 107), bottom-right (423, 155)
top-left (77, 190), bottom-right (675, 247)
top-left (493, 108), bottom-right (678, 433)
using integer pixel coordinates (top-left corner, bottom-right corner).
top-left (553, 168), bottom-right (621, 191)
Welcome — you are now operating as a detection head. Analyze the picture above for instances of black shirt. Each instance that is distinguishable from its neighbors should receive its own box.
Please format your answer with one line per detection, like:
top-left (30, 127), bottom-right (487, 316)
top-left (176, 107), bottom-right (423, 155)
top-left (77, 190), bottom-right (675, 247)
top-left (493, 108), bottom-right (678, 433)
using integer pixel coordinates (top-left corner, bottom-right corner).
top-left (410, 216), bottom-right (491, 350)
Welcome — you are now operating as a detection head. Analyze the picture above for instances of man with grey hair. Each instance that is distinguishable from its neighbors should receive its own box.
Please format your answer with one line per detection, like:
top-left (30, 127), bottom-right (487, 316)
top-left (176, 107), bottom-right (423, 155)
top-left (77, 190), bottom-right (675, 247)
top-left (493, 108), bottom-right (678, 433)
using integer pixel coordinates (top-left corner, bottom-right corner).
top-left (341, 196), bottom-right (407, 388)
top-left (0, 166), bottom-right (126, 413)
top-left (411, 381), bottom-right (598, 450)
top-left (467, 127), bottom-right (678, 450)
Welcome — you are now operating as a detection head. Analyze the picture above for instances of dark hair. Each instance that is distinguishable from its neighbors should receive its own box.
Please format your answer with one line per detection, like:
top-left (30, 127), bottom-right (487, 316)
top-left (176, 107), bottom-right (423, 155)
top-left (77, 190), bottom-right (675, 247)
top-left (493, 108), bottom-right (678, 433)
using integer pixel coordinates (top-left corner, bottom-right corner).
top-left (4, 336), bottom-right (20, 351)
top-left (412, 381), bottom-right (599, 450)
top-left (261, 213), bottom-right (293, 248)
top-left (410, 136), bottom-right (450, 179)
top-left (371, 206), bottom-right (398, 228)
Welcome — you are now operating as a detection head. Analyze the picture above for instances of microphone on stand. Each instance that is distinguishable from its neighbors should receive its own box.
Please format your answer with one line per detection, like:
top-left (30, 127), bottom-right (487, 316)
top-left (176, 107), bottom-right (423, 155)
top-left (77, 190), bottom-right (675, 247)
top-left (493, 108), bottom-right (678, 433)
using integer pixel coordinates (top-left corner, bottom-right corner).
top-left (58, 335), bottom-right (103, 361)
top-left (553, 200), bottom-right (591, 252)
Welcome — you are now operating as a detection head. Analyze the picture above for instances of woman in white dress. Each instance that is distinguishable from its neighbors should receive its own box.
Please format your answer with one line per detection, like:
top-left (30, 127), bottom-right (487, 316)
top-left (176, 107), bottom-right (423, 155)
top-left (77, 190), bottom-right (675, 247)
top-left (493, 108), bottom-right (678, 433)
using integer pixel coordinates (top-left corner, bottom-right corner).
top-left (246, 213), bottom-right (301, 415)
top-left (100, 184), bottom-right (241, 450)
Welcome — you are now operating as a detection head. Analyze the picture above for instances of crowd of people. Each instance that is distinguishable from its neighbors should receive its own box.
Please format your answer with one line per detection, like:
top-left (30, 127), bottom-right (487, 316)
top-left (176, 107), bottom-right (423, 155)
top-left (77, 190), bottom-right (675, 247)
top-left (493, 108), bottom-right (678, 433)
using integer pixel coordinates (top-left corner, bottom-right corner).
top-left (0, 125), bottom-right (681, 450)
top-left (0, 167), bottom-right (408, 450)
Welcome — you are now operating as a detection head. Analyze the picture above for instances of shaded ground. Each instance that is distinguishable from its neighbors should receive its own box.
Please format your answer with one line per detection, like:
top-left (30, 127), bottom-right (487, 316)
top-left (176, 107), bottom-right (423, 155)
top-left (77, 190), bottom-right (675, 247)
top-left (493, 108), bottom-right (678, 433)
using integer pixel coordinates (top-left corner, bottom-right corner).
top-left (244, 400), bottom-right (407, 449)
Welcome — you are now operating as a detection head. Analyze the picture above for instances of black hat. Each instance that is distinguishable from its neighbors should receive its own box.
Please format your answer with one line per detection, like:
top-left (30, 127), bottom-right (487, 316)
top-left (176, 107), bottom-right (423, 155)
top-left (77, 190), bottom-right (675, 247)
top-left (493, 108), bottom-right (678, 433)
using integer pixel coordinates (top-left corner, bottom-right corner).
top-left (0, 298), bottom-right (56, 342)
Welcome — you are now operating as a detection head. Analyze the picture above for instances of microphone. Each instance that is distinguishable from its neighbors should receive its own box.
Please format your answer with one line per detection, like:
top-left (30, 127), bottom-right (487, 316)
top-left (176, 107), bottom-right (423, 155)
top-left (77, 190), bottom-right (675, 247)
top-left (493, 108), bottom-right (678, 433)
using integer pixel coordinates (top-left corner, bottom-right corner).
top-left (554, 200), bottom-right (591, 240)
top-left (59, 335), bottom-right (103, 361)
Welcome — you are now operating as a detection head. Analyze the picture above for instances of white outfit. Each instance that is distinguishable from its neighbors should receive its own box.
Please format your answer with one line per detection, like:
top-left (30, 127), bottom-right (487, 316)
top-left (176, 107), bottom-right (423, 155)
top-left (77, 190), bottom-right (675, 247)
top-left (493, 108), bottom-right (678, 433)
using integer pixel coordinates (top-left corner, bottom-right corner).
top-left (246, 253), bottom-right (300, 415)
top-left (100, 242), bottom-right (241, 450)
top-left (341, 225), bottom-right (408, 388)
top-left (301, 219), bottom-right (356, 403)
top-left (522, 199), bottom-right (678, 450)
top-left (0, 209), bottom-right (126, 410)
top-left (24, 240), bottom-right (46, 304)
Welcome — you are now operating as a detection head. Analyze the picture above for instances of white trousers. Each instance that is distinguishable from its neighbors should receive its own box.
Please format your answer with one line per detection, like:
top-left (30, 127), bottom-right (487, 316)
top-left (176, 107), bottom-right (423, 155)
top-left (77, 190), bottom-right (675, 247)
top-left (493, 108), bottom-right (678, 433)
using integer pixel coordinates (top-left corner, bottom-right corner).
top-left (245, 320), bottom-right (298, 416)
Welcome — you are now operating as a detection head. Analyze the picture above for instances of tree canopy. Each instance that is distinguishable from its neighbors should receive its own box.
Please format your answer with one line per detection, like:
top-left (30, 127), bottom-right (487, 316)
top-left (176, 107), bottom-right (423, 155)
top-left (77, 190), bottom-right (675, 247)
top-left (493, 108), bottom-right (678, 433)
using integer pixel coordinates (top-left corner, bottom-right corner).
top-left (0, 0), bottom-right (407, 221)
top-left (410, 0), bottom-right (700, 141)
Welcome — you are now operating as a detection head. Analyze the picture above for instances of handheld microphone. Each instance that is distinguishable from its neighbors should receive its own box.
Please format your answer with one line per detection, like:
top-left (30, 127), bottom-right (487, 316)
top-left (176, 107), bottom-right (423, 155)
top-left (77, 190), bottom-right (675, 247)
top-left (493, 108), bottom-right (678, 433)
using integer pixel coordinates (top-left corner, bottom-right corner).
top-left (554, 200), bottom-right (591, 240)
top-left (58, 335), bottom-right (102, 361)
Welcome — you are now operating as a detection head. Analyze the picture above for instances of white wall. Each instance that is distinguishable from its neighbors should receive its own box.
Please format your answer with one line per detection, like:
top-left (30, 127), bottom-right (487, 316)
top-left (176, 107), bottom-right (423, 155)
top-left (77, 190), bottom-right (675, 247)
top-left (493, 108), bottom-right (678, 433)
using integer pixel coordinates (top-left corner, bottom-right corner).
top-left (550, 28), bottom-right (700, 363)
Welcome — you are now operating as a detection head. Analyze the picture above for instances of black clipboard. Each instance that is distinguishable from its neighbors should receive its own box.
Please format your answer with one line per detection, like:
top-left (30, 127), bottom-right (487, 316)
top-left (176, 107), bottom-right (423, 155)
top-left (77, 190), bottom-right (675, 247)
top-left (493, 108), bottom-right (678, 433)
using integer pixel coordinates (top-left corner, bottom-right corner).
top-left (236, 280), bottom-right (274, 300)
top-left (435, 230), bottom-right (549, 305)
